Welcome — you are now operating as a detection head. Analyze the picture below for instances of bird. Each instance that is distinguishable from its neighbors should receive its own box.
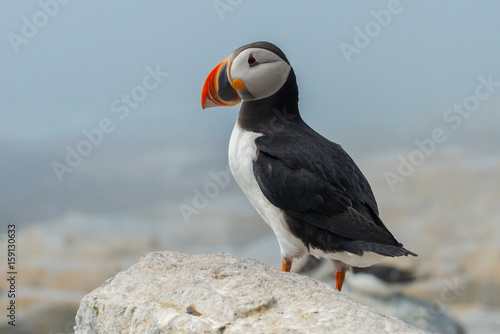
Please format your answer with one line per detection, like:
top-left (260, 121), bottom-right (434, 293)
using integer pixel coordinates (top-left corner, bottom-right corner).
top-left (201, 41), bottom-right (416, 291)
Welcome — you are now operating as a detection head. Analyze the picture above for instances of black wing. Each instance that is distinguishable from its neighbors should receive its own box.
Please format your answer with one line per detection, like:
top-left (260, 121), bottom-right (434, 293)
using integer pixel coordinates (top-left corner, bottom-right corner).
top-left (253, 125), bottom-right (401, 246)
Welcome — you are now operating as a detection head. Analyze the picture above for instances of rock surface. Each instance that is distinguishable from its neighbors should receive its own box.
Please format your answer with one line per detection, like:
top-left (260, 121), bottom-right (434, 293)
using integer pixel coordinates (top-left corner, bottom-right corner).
top-left (74, 251), bottom-right (430, 333)
top-left (294, 256), bottom-right (465, 334)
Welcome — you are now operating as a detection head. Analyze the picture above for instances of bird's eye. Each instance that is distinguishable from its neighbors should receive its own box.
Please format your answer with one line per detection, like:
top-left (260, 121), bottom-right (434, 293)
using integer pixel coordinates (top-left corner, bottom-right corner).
top-left (248, 54), bottom-right (258, 67)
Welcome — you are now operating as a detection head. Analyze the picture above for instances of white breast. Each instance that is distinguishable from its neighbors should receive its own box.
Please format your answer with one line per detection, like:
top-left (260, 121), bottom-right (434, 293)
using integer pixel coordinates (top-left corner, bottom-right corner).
top-left (228, 123), bottom-right (306, 259)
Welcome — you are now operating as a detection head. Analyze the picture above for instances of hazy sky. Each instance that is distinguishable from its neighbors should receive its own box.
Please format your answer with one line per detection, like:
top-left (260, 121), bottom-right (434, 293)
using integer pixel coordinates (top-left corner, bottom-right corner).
top-left (1, 1), bottom-right (499, 227)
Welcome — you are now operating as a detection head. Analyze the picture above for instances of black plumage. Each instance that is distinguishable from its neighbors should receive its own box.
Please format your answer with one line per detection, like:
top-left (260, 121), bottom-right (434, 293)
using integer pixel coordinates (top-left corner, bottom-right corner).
top-left (234, 43), bottom-right (415, 258)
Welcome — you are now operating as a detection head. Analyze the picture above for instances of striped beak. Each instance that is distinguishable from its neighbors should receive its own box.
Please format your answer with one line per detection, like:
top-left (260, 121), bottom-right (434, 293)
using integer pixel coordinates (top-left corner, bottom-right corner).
top-left (201, 56), bottom-right (244, 109)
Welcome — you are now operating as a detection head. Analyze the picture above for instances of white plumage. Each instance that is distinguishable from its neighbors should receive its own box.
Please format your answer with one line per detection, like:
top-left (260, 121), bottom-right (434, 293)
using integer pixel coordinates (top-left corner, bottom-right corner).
top-left (228, 123), bottom-right (306, 260)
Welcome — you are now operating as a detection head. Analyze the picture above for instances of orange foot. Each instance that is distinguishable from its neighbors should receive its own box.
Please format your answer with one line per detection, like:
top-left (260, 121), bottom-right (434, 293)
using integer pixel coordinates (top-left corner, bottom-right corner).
top-left (281, 257), bottom-right (292, 272)
top-left (335, 270), bottom-right (346, 291)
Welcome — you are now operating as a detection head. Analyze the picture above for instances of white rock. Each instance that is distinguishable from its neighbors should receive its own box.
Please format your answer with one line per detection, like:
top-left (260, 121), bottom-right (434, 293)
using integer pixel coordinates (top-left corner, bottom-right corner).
top-left (75, 251), bottom-right (430, 333)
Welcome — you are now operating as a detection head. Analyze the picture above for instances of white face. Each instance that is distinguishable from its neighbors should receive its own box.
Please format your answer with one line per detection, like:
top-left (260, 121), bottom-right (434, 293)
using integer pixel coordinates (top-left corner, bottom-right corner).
top-left (230, 48), bottom-right (291, 102)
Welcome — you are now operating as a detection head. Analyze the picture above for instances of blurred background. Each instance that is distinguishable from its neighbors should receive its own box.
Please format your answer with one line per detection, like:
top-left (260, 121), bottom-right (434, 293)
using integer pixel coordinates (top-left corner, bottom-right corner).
top-left (1, 1), bottom-right (499, 333)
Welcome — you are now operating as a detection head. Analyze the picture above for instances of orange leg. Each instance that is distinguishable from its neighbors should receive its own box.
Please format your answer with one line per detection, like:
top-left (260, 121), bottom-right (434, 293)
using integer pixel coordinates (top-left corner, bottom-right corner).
top-left (281, 257), bottom-right (292, 272)
top-left (335, 270), bottom-right (346, 291)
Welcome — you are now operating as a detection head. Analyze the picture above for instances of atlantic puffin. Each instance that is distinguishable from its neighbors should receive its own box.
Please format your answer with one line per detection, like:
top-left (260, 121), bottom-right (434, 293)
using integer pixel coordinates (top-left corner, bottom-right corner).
top-left (201, 41), bottom-right (416, 291)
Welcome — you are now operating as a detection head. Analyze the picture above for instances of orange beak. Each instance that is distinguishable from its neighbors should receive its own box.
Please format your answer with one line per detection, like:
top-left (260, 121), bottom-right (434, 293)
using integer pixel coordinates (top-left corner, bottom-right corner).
top-left (201, 56), bottom-right (243, 109)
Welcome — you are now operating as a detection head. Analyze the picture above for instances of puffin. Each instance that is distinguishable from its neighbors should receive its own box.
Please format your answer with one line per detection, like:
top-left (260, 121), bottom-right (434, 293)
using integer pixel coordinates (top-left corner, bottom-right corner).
top-left (201, 41), bottom-right (416, 291)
